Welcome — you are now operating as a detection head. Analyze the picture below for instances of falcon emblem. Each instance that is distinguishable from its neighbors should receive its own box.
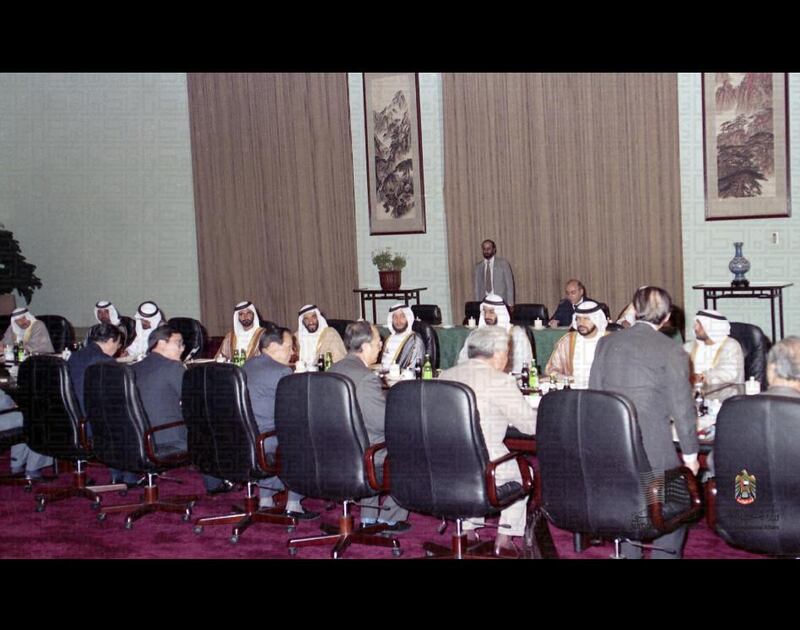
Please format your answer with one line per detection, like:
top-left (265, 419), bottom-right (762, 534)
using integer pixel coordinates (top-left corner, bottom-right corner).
top-left (735, 469), bottom-right (756, 505)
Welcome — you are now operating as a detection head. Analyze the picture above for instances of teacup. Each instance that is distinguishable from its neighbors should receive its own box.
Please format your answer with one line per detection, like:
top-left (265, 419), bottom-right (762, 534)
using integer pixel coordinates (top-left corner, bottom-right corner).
top-left (533, 318), bottom-right (544, 330)
top-left (467, 317), bottom-right (477, 328)
top-left (294, 361), bottom-right (307, 373)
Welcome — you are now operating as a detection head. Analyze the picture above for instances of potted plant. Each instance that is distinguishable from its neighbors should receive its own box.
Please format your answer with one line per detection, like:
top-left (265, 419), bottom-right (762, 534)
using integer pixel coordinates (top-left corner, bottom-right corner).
top-left (371, 247), bottom-right (407, 291)
top-left (0, 226), bottom-right (42, 314)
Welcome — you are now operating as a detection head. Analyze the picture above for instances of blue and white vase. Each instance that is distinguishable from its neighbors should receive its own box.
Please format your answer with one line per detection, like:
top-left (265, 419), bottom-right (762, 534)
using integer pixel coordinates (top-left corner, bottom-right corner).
top-left (729, 242), bottom-right (750, 287)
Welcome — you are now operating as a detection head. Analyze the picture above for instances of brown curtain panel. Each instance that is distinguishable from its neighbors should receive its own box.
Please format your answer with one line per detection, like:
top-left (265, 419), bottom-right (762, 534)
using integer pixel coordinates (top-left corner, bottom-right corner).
top-left (187, 73), bottom-right (358, 336)
top-left (443, 73), bottom-right (683, 324)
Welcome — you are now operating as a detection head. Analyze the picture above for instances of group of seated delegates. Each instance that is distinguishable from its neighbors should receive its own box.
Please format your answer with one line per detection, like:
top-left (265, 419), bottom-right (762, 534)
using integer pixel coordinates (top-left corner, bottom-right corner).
top-left (380, 304), bottom-right (425, 371)
top-left (457, 294), bottom-right (532, 374)
top-left (545, 300), bottom-right (609, 387)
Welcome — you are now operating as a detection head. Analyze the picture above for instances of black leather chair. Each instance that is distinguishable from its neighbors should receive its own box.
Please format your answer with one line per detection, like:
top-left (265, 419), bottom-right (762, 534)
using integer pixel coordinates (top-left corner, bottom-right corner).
top-left (275, 372), bottom-right (401, 558)
top-left (0, 315), bottom-right (10, 336)
top-left (463, 301), bottom-right (481, 326)
top-left (38, 315), bottom-right (75, 353)
top-left (411, 304), bottom-right (442, 326)
top-left (510, 303), bottom-right (549, 326)
top-left (729, 322), bottom-right (772, 391)
top-left (14, 356), bottom-right (125, 506)
top-left (385, 380), bottom-right (533, 559)
top-left (412, 320), bottom-right (440, 370)
top-left (326, 319), bottom-right (355, 342)
top-left (118, 316), bottom-right (136, 350)
top-left (707, 394), bottom-right (800, 557)
top-left (168, 317), bottom-right (206, 361)
top-left (84, 362), bottom-right (198, 529)
top-left (182, 363), bottom-right (296, 543)
top-left (536, 389), bottom-right (702, 558)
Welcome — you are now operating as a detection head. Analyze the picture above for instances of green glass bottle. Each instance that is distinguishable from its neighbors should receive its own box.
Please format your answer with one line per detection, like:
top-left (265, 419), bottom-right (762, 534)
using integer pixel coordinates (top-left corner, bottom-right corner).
top-left (528, 361), bottom-right (538, 390)
top-left (324, 351), bottom-right (333, 371)
top-left (421, 354), bottom-right (433, 380)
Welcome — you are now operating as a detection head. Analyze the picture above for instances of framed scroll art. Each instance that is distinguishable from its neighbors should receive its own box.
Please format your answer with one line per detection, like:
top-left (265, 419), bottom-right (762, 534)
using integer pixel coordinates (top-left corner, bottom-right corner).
top-left (702, 73), bottom-right (791, 220)
top-left (363, 73), bottom-right (426, 234)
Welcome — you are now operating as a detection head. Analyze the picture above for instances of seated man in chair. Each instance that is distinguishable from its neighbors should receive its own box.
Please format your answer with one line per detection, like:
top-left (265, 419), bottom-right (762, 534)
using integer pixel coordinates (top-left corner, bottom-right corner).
top-left (545, 300), bottom-right (609, 389)
top-left (764, 336), bottom-right (800, 398)
top-left (1, 307), bottom-right (54, 355)
top-left (683, 309), bottom-right (744, 387)
top-left (294, 304), bottom-right (346, 369)
top-left (441, 326), bottom-right (537, 556)
top-left (380, 304), bottom-right (425, 372)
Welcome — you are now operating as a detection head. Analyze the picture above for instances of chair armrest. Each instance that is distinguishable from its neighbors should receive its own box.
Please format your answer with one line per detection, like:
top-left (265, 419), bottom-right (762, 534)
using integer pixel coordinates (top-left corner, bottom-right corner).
top-left (364, 442), bottom-right (389, 492)
top-left (144, 421), bottom-right (189, 466)
top-left (705, 478), bottom-right (717, 531)
top-left (256, 430), bottom-right (278, 475)
top-left (647, 466), bottom-right (703, 531)
top-left (0, 407), bottom-right (20, 415)
top-left (78, 418), bottom-right (91, 450)
top-left (485, 451), bottom-right (533, 508)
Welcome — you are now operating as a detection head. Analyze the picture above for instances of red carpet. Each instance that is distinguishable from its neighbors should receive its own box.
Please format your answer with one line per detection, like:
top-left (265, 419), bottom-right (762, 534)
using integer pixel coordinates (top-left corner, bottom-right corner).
top-left (0, 454), bottom-right (764, 559)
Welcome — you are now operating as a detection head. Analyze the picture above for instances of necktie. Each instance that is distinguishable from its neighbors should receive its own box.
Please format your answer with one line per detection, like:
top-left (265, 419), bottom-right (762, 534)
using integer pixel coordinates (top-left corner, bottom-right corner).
top-left (485, 261), bottom-right (492, 294)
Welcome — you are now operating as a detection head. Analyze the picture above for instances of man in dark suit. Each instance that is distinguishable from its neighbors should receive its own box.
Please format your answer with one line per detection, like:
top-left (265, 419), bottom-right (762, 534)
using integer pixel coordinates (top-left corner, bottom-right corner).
top-left (549, 279), bottom-right (587, 327)
top-left (474, 239), bottom-right (515, 306)
top-left (328, 321), bottom-right (411, 532)
top-left (589, 286), bottom-right (699, 559)
top-left (243, 326), bottom-right (318, 519)
top-left (67, 322), bottom-right (138, 485)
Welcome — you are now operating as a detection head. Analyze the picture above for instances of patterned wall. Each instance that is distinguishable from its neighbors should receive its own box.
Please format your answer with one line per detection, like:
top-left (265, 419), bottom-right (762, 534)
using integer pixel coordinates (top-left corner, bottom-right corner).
top-left (0, 73), bottom-right (200, 326)
top-left (678, 73), bottom-right (800, 340)
top-left (348, 73), bottom-right (454, 325)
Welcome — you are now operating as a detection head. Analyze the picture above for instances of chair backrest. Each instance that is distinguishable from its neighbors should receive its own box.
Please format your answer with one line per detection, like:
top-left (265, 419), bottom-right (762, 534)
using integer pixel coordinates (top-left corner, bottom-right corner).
top-left (537, 389), bottom-right (666, 540)
top-left (713, 394), bottom-right (800, 556)
top-left (181, 363), bottom-right (264, 483)
top-left (385, 380), bottom-right (494, 519)
top-left (463, 301), bottom-right (482, 325)
top-left (38, 315), bottom-right (75, 353)
top-left (411, 304), bottom-right (442, 326)
top-left (0, 315), bottom-right (10, 337)
top-left (274, 372), bottom-right (376, 503)
top-left (729, 322), bottom-right (772, 390)
top-left (511, 303), bottom-right (549, 325)
top-left (84, 362), bottom-right (155, 474)
top-left (412, 320), bottom-right (440, 370)
top-left (168, 317), bottom-right (206, 361)
top-left (118, 316), bottom-right (136, 349)
top-left (326, 319), bottom-right (355, 341)
top-left (17, 355), bottom-right (86, 460)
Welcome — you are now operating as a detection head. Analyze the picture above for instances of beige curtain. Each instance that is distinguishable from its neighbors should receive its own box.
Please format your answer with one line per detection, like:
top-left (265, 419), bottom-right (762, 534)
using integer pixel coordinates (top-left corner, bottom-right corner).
top-left (187, 73), bottom-right (358, 336)
top-left (443, 73), bottom-right (684, 324)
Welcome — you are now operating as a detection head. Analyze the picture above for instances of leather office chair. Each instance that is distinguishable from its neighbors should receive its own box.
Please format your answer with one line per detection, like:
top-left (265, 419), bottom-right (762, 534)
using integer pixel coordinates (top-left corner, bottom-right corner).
top-left (412, 320), bottom-right (440, 370)
top-left (510, 303), bottom-right (550, 326)
top-left (326, 319), bottom-right (355, 342)
top-left (14, 356), bottom-right (125, 507)
top-left (386, 380), bottom-right (533, 559)
top-left (0, 315), bottom-right (10, 337)
top-left (38, 315), bottom-right (75, 353)
top-left (84, 363), bottom-right (198, 529)
top-left (275, 373), bottom-right (401, 558)
top-left (411, 304), bottom-right (442, 326)
top-left (463, 301), bottom-right (481, 325)
top-left (182, 363), bottom-right (296, 543)
top-left (118, 316), bottom-right (136, 350)
top-left (729, 322), bottom-right (772, 391)
top-left (168, 317), bottom-right (206, 361)
top-left (706, 394), bottom-right (800, 557)
top-left (537, 389), bottom-right (702, 559)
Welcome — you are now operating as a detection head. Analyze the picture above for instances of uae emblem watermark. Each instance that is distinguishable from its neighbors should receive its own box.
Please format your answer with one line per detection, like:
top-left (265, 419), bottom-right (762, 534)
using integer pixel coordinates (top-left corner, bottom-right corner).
top-left (735, 469), bottom-right (756, 505)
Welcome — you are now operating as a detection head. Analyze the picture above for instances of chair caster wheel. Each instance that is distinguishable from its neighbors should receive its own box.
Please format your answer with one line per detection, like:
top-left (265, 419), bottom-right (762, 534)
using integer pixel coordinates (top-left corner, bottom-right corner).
top-left (91, 501), bottom-right (101, 511)
top-left (392, 548), bottom-right (403, 557)
top-left (193, 525), bottom-right (204, 535)
top-left (24, 484), bottom-right (33, 493)
top-left (181, 510), bottom-right (192, 522)
top-left (35, 503), bottom-right (45, 513)
top-left (124, 519), bottom-right (133, 530)
top-left (288, 547), bottom-right (297, 557)
top-left (230, 535), bottom-right (239, 545)
top-left (97, 513), bottom-right (107, 522)
top-left (188, 501), bottom-right (196, 509)
top-left (425, 550), bottom-right (434, 557)
top-left (287, 526), bottom-right (295, 533)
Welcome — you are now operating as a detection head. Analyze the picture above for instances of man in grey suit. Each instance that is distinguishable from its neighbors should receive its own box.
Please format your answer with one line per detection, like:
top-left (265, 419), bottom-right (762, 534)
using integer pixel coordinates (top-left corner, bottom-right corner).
top-left (764, 336), bottom-right (800, 398)
top-left (243, 326), bottom-right (318, 519)
top-left (589, 286), bottom-right (699, 559)
top-left (474, 239), bottom-right (515, 306)
top-left (328, 321), bottom-right (411, 532)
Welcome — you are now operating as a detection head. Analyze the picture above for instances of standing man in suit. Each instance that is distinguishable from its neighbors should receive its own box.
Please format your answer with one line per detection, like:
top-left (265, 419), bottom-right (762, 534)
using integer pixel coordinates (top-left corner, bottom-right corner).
top-left (474, 239), bottom-right (515, 307)
top-left (328, 321), bottom-right (411, 532)
top-left (244, 326), bottom-right (318, 519)
top-left (589, 286), bottom-right (699, 559)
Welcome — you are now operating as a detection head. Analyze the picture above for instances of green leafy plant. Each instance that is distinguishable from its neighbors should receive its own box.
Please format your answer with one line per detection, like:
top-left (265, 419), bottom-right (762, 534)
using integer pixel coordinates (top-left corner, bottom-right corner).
top-left (0, 227), bottom-right (42, 303)
top-left (371, 247), bottom-right (407, 271)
